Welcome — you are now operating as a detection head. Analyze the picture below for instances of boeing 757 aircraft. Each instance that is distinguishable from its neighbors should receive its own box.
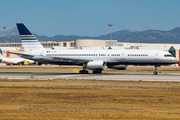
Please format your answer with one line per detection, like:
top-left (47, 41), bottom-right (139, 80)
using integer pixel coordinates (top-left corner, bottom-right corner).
top-left (8, 23), bottom-right (178, 75)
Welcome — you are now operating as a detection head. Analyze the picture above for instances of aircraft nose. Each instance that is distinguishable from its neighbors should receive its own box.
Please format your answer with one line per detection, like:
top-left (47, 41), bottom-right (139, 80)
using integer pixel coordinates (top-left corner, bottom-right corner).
top-left (173, 57), bottom-right (178, 63)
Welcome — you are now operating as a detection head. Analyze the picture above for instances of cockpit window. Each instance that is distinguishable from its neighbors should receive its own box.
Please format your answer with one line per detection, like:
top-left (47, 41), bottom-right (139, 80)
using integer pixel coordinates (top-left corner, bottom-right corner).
top-left (164, 54), bottom-right (173, 57)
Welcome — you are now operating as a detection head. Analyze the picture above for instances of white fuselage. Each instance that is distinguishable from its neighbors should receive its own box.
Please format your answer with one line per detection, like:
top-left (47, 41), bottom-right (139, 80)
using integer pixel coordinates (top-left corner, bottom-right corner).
top-left (25, 49), bottom-right (177, 66)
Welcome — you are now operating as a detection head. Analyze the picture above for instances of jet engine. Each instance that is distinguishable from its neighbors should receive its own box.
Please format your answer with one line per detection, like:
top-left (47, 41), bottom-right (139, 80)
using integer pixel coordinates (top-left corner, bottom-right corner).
top-left (86, 60), bottom-right (107, 70)
top-left (108, 65), bottom-right (129, 70)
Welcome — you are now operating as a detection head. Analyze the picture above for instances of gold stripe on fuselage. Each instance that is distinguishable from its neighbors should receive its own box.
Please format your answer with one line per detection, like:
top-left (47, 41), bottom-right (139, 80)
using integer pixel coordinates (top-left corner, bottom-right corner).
top-left (20, 35), bottom-right (35, 38)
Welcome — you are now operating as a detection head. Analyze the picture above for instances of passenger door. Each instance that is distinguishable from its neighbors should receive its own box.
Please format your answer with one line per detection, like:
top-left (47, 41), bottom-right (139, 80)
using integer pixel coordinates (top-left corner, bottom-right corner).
top-left (121, 52), bottom-right (125, 60)
top-left (155, 52), bottom-right (159, 60)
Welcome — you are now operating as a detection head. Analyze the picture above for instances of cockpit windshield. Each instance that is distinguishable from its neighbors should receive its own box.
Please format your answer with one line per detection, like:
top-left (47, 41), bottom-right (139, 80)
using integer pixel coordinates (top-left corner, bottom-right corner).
top-left (164, 54), bottom-right (173, 57)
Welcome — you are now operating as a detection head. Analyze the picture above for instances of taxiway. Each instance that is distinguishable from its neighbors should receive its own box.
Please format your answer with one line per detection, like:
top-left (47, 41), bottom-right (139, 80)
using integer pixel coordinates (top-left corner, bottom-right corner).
top-left (1, 72), bottom-right (180, 82)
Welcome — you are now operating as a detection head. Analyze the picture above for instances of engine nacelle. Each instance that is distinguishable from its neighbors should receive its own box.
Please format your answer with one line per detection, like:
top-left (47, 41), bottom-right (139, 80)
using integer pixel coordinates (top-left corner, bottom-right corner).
top-left (86, 61), bottom-right (106, 70)
top-left (108, 65), bottom-right (129, 70)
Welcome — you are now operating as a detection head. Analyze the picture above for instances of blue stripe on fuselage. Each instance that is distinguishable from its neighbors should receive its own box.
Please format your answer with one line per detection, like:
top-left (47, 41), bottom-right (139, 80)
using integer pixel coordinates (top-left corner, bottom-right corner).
top-left (107, 61), bottom-right (177, 66)
top-left (21, 38), bottom-right (37, 40)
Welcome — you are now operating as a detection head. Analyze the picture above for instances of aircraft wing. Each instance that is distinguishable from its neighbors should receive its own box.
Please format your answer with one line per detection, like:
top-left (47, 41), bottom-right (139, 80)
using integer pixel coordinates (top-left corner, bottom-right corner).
top-left (7, 52), bottom-right (90, 63)
top-left (52, 56), bottom-right (90, 63)
top-left (6, 51), bottom-right (34, 57)
top-left (12, 59), bottom-right (25, 64)
top-left (52, 56), bottom-right (109, 63)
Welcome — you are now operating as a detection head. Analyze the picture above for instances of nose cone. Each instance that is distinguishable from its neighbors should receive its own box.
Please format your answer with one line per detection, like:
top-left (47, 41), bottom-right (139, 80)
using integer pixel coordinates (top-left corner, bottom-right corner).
top-left (173, 57), bottom-right (178, 63)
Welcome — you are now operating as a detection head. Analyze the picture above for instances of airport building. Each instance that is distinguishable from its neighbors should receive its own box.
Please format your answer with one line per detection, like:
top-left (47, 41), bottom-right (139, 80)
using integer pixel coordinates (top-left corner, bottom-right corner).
top-left (75, 39), bottom-right (117, 48)
top-left (75, 39), bottom-right (180, 51)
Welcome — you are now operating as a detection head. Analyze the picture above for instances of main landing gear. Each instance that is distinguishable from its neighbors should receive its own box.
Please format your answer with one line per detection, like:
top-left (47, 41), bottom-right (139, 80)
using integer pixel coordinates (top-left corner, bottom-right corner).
top-left (79, 64), bottom-right (89, 74)
top-left (93, 70), bottom-right (102, 74)
top-left (153, 65), bottom-right (159, 75)
top-left (79, 70), bottom-right (89, 74)
top-left (79, 64), bottom-right (102, 74)
top-left (79, 70), bottom-right (102, 74)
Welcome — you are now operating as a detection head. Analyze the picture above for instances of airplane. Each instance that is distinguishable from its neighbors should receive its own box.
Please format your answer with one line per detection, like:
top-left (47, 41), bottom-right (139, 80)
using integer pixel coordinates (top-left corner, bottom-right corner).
top-left (8, 23), bottom-right (178, 75)
top-left (0, 53), bottom-right (35, 65)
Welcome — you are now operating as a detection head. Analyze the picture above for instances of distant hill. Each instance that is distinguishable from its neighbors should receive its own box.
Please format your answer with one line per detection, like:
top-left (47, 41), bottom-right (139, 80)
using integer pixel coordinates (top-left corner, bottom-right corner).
top-left (116, 27), bottom-right (180, 43)
top-left (0, 27), bottom-right (19, 37)
top-left (0, 27), bottom-right (180, 44)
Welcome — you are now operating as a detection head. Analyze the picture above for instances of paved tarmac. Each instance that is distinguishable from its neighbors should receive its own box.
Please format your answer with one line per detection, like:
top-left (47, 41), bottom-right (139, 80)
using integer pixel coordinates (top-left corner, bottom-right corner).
top-left (0, 72), bottom-right (180, 82)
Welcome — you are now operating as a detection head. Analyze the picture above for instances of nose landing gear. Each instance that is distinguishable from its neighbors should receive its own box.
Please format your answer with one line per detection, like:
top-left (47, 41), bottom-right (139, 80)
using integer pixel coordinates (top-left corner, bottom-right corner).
top-left (153, 65), bottom-right (159, 75)
top-left (153, 71), bottom-right (158, 75)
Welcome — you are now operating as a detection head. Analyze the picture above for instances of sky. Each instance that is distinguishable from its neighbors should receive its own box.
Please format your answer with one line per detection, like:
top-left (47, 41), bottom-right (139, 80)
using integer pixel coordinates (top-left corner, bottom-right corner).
top-left (1, 0), bottom-right (180, 37)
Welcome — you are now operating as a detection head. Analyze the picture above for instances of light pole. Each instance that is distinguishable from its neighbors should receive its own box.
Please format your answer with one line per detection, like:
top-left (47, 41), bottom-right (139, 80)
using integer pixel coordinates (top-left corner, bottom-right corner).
top-left (108, 24), bottom-right (113, 47)
top-left (2, 26), bottom-right (7, 47)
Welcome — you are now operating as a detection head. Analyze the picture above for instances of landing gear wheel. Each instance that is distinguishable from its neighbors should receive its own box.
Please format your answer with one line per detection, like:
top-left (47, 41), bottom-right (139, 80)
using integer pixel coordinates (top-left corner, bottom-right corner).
top-left (79, 71), bottom-right (83, 74)
top-left (85, 70), bottom-right (89, 74)
top-left (79, 70), bottom-right (89, 74)
top-left (93, 70), bottom-right (102, 74)
top-left (153, 71), bottom-right (158, 75)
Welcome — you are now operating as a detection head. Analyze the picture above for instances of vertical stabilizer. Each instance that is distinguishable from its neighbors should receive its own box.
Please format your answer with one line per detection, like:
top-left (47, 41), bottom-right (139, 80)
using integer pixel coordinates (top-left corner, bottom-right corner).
top-left (16, 23), bottom-right (45, 52)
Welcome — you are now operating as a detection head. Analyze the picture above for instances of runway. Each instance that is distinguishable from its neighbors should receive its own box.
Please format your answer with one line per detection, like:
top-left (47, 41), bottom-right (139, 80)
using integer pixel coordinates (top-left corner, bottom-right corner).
top-left (1, 72), bottom-right (180, 82)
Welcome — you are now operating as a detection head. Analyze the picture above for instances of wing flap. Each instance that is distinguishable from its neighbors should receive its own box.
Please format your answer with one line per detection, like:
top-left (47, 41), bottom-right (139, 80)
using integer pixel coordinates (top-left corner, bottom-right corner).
top-left (52, 57), bottom-right (89, 63)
